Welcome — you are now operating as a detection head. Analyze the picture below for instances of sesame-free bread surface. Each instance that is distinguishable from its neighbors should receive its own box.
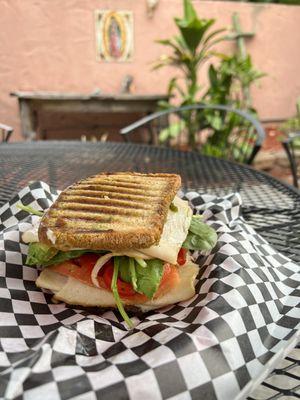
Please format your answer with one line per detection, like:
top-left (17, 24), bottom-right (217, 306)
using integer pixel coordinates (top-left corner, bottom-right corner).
top-left (38, 172), bottom-right (181, 251)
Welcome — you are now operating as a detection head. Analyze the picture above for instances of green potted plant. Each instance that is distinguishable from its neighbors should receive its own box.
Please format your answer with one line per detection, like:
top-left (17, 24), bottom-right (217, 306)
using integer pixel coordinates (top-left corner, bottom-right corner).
top-left (154, 0), bottom-right (265, 160)
top-left (153, 0), bottom-right (226, 149)
top-left (281, 97), bottom-right (300, 138)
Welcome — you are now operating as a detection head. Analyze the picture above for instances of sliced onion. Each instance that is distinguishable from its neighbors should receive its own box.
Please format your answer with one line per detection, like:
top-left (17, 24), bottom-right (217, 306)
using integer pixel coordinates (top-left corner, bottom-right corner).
top-left (91, 253), bottom-right (118, 288)
top-left (122, 249), bottom-right (152, 260)
top-left (134, 257), bottom-right (147, 268)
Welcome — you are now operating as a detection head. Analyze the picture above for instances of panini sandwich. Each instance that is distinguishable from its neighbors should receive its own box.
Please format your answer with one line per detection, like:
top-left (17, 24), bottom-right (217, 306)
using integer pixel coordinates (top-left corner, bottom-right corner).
top-left (21, 172), bottom-right (217, 327)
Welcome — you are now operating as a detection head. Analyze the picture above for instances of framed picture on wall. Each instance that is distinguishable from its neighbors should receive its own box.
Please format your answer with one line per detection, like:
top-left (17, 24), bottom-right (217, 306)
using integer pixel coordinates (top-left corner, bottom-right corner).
top-left (95, 10), bottom-right (134, 62)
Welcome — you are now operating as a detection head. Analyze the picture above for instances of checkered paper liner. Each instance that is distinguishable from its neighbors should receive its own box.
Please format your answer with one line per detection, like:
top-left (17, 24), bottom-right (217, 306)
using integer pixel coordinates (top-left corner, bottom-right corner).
top-left (0, 181), bottom-right (299, 400)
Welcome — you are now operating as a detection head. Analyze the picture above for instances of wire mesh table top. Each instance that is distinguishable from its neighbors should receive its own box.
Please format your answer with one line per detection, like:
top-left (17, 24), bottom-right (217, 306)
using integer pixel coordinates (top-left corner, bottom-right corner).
top-left (0, 141), bottom-right (299, 399)
top-left (1, 141), bottom-right (299, 263)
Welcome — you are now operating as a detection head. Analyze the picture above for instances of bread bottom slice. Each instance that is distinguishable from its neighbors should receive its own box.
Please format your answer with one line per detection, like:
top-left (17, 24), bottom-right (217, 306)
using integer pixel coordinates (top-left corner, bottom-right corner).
top-left (36, 262), bottom-right (199, 312)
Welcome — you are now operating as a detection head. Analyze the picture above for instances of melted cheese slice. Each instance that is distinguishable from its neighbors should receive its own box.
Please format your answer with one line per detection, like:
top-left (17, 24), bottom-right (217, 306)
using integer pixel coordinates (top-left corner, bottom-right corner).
top-left (131, 196), bottom-right (192, 264)
top-left (36, 261), bottom-right (199, 312)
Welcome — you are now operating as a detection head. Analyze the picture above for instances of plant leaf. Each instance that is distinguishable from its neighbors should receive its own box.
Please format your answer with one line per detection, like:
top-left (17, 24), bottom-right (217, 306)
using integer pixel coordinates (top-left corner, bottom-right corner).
top-left (135, 259), bottom-right (164, 299)
top-left (183, 0), bottom-right (197, 21)
top-left (26, 243), bottom-right (58, 266)
top-left (118, 257), bottom-right (131, 283)
top-left (208, 65), bottom-right (218, 87)
top-left (119, 257), bottom-right (164, 299)
top-left (203, 28), bottom-right (227, 45)
top-left (182, 216), bottom-right (217, 251)
top-left (17, 204), bottom-right (44, 217)
top-left (175, 18), bottom-right (215, 52)
top-left (27, 247), bottom-right (106, 267)
top-left (159, 121), bottom-right (186, 142)
top-left (111, 257), bottom-right (133, 329)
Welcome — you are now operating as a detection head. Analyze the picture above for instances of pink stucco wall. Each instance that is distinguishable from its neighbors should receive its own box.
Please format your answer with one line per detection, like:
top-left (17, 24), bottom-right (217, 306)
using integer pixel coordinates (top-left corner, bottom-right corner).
top-left (0, 0), bottom-right (300, 141)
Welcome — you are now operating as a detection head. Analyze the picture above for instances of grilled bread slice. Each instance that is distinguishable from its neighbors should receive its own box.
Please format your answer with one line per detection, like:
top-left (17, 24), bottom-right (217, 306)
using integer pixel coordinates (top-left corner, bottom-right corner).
top-left (38, 172), bottom-right (181, 251)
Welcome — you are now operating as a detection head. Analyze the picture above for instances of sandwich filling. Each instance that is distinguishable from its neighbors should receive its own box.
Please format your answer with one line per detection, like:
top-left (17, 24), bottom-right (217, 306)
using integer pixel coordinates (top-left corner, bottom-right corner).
top-left (21, 196), bottom-right (217, 328)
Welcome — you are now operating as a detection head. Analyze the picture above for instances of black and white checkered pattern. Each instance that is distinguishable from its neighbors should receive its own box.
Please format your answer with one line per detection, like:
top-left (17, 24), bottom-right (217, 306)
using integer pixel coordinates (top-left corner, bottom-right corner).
top-left (0, 182), bottom-right (299, 400)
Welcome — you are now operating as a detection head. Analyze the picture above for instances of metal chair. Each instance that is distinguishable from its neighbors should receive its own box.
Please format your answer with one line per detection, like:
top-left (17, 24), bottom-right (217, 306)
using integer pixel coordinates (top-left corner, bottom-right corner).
top-left (0, 123), bottom-right (13, 142)
top-left (282, 132), bottom-right (300, 188)
top-left (120, 104), bottom-right (265, 164)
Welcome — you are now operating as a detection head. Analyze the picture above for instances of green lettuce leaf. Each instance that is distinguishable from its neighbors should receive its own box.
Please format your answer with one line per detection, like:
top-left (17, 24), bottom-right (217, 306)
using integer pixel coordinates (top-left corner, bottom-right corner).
top-left (119, 256), bottom-right (132, 282)
top-left (17, 204), bottom-right (44, 217)
top-left (182, 215), bottom-right (217, 251)
top-left (43, 250), bottom-right (92, 266)
top-left (135, 259), bottom-right (164, 299)
top-left (26, 242), bottom-right (58, 265)
top-left (111, 257), bottom-right (133, 329)
top-left (119, 257), bottom-right (164, 299)
top-left (26, 242), bottom-right (105, 267)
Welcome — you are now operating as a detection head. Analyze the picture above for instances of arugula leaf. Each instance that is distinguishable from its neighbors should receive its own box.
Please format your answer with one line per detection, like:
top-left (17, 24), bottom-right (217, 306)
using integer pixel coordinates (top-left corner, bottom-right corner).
top-left (119, 257), bottom-right (131, 283)
top-left (26, 243), bottom-right (106, 267)
top-left (135, 259), bottom-right (164, 299)
top-left (129, 258), bottom-right (138, 291)
top-left (17, 203), bottom-right (44, 217)
top-left (182, 215), bottom-right (217, 251)
top-left (43, 250), bottom-right (91, 266)
top-left (119, 257), bottom-right (164, 299)
top-left (26, 242), bottom-right (58, 265)
top-left (111, 257), bottom-right (133, 329)
top-left (188, 215), bottom-right (204, 235)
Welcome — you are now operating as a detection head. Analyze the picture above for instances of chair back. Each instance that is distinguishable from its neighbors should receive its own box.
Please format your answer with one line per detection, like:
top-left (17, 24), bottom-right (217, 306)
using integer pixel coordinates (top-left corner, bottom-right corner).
top-left (282, 132), bottom-right (300, 188)
top-left (120, 104), bottom-right (265, 164)
top-left (0, 123), bottom-right (13, 142)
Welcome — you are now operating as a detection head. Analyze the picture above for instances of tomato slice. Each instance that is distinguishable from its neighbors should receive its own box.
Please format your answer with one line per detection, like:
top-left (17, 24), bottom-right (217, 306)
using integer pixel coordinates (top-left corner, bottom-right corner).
top-left (102, 263), bottom-right (135, 297)
top-left (50, 254), bottom-right (147, 301)
top-left (75, 253), bottom-right (100, 268)
top-left (155, 263), bottom-right (180, 298)
top-left (49, 253), bottom-right (180, 302)
top-left (177, 248), bottom-right (187, 266)
top-left (102, 263), bottom-right (147, 301)
top-left (50, 254), bottom-right (107, 288)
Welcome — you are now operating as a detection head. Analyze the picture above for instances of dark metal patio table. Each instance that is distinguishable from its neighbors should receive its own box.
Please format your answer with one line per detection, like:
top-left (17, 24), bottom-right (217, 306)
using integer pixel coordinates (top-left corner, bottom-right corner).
top-left (0, 141), bottom-right (299, 399)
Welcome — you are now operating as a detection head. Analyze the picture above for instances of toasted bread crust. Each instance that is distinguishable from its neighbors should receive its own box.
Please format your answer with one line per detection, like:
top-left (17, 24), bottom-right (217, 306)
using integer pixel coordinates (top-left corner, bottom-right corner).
top-left (38, 172), bottom-right (181, 250)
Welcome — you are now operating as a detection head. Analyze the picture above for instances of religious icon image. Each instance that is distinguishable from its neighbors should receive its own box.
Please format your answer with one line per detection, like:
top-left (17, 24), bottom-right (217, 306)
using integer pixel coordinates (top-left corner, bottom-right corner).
top-left (95, 10), bottom-right (133, 62)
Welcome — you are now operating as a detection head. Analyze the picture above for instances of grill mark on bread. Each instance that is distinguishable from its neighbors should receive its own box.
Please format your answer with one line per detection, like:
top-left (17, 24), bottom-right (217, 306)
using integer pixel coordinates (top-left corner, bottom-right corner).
top-left (79, 180), bottom-right (154, 190)
top-left (45, 223), bottom-right (114, 233)
top-left (47, 213), bottom-right (114, 224)
top-left (63, 191), bottom-right (160, 202)
top-left (45, 226), bottom-right (113, 234)
top-left (46, 213), bottom-right (156, 229)
top-left (50, 206), bottom-right (147, 218)
top-left (76, 183), bottom-right (162, 196)
top-left (38, 172), bottom-right (181, 250)
top-left (59, 196), bottom-right (155, 210)
top-left (64, 189), bottom-right (162, 200)
top-left (46, 220), bottom-right (146, 233)
top-left (83, 177), bottom-right (173, 187)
